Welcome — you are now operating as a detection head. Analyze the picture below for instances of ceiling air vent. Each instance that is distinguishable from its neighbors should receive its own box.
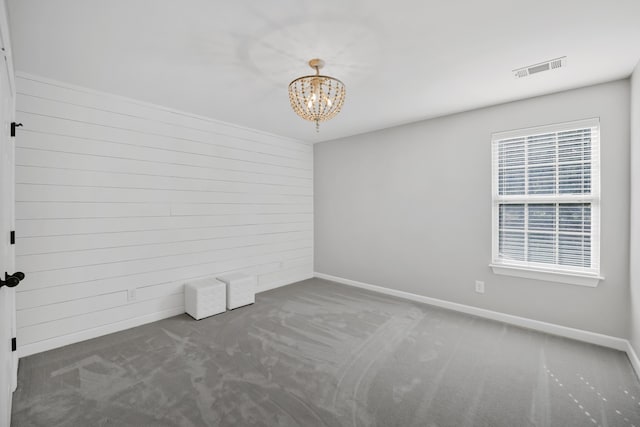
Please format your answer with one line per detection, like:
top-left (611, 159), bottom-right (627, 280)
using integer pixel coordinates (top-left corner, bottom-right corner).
top-left (514, 56), bottom-right (566, 78)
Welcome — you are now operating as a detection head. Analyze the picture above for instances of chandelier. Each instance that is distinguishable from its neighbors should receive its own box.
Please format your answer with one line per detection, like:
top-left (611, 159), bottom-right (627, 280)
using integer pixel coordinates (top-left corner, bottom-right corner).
top-left (288, 58), bottom-right (346, 132)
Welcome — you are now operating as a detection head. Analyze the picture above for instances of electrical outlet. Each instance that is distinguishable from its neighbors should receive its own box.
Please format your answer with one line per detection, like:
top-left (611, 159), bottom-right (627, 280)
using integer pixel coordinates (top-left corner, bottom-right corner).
top-left (128, 288), bottom-right (137, 301)
top-left (475, 281), bottom-right (485, 294)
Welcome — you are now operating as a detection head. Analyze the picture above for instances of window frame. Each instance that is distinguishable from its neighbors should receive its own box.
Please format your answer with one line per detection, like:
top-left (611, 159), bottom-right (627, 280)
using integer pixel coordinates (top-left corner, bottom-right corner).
top-left (489, 118), bottom-right (603, 287)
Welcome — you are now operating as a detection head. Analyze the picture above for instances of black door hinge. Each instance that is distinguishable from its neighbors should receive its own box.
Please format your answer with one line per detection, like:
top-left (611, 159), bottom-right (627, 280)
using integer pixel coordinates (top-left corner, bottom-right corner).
top-left (11, 337), bottom-right (16, 352)
top-left (10, 122), bottom-right (22, 137)
top-left (10, 230), bottom-right (15, 245)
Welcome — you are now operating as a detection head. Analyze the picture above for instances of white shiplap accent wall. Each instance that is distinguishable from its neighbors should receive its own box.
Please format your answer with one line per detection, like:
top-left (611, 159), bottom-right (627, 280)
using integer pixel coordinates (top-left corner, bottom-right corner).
top-left (14, 73), bottom-right (314, 356)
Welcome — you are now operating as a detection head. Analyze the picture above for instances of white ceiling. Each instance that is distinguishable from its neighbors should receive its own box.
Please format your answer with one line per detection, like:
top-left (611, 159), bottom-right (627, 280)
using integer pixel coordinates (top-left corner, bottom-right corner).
top-left (7, 0), bottom-right (640, 143)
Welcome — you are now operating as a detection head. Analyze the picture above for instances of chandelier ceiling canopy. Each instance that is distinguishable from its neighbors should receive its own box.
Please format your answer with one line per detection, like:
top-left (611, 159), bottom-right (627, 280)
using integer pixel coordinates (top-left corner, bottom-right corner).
top-left (288, 59), bottom-right (346, 132)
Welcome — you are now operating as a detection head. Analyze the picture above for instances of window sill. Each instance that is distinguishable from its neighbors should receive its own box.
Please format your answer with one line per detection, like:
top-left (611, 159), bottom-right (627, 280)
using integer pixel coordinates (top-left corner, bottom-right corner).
top-left (489, 264), bottom-right (603, 287)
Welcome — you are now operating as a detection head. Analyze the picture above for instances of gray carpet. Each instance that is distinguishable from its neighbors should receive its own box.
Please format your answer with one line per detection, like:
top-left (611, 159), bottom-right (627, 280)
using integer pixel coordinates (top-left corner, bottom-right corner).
top-left (10, 278), bottom-right (640, 427)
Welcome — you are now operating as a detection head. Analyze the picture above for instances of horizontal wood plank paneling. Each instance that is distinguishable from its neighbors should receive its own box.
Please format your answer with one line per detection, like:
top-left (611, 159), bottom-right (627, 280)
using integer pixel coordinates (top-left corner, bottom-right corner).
top-left (15, 116), bottom-right (312, 167)
top-left (16, 166), bottom-right (313, 195)
top-left (21, 233), bottom-right (312, 272)
top-left (16, 148), bottom-right (312, 187)
top-left (16, 291), bottom-right (127, 328)
top-left (19, 242), bottom-right (312, 291)
top-left (16, 184), bottom-right (312, 204)
top-left (19, 294), bottom-right (185, 344)
top-left (18, 248), bottom-right (312, 310)
top-left (16, 75), bottom-right (310, 155)
top-left (16, 128), bottom-right (312, 178)
top-left (14, 74), bottom-right (313, 355)
top-left (16, 214), bottom-right (313, 236)
top-left (16, 222), bottom-right (313, 255)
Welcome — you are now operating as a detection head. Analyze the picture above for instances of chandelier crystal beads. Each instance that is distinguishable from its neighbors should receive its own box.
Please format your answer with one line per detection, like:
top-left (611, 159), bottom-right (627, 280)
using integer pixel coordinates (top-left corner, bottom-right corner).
top-left (288, 59), bottom-right (346, 132)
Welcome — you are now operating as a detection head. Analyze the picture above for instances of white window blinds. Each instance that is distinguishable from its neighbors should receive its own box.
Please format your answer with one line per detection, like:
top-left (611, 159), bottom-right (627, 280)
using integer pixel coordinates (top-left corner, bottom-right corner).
top-left (491, 118), bottom-right (600, 276)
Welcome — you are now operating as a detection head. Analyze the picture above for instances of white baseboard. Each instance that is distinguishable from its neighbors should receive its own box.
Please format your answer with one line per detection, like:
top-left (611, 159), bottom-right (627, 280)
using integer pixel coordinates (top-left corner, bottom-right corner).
top-left (627, 341), bottom-right (640, 381)
top-left (314, 272), bottom-right (629, 352)
top-left (18, 272), bottom-right (638, 381)
top-left (315, 272), bottom-right (640, 379)
top-left (18, 307), bottom-right (185, 358)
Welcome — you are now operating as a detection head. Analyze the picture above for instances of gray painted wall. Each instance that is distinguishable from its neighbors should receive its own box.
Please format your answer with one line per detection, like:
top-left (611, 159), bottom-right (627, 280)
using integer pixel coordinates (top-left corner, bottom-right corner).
top-left (315, 80), bottom-right (630, 338)
top-left (631, 64), bottom-right (640, 353)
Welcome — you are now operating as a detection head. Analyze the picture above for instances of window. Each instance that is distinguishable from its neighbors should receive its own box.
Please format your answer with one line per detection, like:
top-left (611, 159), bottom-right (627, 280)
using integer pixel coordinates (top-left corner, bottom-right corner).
top-left (490, 118), bottom-right (601, 287)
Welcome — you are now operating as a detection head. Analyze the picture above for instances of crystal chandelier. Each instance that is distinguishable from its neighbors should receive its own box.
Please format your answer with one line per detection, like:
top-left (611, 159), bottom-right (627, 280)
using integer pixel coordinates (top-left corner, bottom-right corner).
top-left (288, 58), bottom-right (346, 132)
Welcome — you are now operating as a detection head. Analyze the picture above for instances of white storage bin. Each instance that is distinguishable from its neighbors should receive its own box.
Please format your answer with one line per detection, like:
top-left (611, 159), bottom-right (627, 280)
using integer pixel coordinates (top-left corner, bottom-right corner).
top-left (184, 278), bottom-right (226, 320)
top-left (216, 272), bottom-right (256, 309)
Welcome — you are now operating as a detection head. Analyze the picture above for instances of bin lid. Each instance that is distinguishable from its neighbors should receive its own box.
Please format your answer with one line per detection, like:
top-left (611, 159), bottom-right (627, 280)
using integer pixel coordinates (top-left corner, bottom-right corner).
top-left (216, 272), bottom-right (252, 284)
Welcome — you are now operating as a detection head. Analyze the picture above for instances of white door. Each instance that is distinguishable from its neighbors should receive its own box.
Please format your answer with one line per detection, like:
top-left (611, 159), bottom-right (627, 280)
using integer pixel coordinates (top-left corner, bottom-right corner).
top-left (0, 5), bottom-right (16, 425)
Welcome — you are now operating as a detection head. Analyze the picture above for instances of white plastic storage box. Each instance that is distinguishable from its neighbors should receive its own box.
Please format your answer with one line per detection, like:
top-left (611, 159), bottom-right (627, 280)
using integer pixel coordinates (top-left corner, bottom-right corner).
top-left (216, 272), bottom-right (256, 309)
top-left (184, 278), bottom-right (226, 320)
